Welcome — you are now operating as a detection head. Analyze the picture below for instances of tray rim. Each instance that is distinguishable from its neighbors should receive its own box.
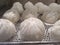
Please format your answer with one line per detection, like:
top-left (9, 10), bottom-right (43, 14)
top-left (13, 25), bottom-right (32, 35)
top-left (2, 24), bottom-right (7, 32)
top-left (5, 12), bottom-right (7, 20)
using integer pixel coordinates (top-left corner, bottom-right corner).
top-left (0, 41), bottom-right (60, 44)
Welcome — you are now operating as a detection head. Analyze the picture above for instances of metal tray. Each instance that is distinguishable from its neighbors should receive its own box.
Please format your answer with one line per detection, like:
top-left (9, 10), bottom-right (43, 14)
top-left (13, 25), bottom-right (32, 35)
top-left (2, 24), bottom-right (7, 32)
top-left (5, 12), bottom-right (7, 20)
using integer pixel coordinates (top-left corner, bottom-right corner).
top-left (0, 41), bottom-right (60, 45)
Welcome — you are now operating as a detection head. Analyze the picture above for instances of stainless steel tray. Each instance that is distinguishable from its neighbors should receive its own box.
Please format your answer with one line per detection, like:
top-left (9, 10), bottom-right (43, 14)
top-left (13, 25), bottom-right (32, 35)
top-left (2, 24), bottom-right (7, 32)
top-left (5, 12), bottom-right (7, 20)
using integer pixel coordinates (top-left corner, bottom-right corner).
top-left (0, 41), bottom-right (60, 45)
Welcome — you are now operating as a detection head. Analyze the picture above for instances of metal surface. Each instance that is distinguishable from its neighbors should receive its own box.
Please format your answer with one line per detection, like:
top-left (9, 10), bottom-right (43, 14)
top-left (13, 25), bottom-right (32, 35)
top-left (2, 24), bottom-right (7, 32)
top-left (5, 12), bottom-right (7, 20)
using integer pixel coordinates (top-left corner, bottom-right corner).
top-left (0, 41), bottom-right (60, 44)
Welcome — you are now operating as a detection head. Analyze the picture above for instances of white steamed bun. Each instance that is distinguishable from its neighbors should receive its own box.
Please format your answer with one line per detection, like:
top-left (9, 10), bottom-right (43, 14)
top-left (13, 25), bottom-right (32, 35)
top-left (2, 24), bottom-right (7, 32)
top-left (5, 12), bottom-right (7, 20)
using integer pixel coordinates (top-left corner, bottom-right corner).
top-left (19, 17), bottom-right (45, 41)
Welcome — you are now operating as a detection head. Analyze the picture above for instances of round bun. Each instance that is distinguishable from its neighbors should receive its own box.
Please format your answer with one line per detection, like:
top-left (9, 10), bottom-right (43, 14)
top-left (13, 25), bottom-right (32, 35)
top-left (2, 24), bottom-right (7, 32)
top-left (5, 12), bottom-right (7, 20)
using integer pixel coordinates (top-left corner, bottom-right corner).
top-left (48, 26), bottom-right (60, 41)
top-left (19, 17), bottom-right (45, 41)
top-left (3, 10), bottom-right (20, 23)
top-left (0, 19), bottom-right (16, 41)
top-left (12, 2), bottom-right (24, 14)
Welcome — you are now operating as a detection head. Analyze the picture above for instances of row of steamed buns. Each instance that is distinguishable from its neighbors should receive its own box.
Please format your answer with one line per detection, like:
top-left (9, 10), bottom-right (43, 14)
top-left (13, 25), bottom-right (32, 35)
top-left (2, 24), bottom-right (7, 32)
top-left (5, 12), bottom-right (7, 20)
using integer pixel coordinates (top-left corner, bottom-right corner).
top-left (0, 1), bottom-right (60, 41)
top-left (3, 1), bottom-right (60, 24)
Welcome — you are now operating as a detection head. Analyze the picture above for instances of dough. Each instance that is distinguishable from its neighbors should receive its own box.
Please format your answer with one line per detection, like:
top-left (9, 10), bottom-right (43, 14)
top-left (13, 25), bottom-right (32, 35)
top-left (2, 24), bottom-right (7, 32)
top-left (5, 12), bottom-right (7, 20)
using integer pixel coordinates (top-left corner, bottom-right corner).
top-left (19, 17), bottom-right (45, 41)
top-left (0, 19), bottom-right (16, 41)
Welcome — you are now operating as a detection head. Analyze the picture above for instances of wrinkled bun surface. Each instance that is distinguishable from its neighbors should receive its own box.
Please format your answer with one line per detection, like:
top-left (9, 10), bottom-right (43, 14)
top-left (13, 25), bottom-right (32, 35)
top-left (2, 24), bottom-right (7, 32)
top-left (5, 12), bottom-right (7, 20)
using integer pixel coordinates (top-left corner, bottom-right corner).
top-left (19, 17), bottom-right (45, 41)
top-left (0, 19), bottom-right (16, 41)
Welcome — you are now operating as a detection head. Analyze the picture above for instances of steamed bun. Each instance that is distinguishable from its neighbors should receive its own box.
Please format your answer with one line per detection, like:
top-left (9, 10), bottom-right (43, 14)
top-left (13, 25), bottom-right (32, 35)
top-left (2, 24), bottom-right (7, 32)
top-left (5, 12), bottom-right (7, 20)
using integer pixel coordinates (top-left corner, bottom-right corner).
top-left (49, 3), bottom-right (58, 12)
top-left (11, 2), bottom-right (24, 14)
top-left (21, 9), bottom-right (38, 20)
top-left (0, 19), bottom-right (16, 41)
top-left (54, 20), bottom-right (60, 26)
top-left (41, 12), bottom-right (59, 24)
top-left (19, 17), bottom-right (45, 41)
top-left (3, 9), bottom-right (20, 23)
top-left (24, 1), bottom-right (34, 9)
top-left (22, 14), bottom-right (37, 21)
top-left (35, 2), bottom-right (50, 14)
top-left (48, 26), bottom-right (60, 41)
top-left (23, 1), bottom-right (38, 21)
